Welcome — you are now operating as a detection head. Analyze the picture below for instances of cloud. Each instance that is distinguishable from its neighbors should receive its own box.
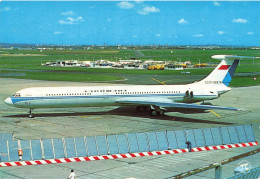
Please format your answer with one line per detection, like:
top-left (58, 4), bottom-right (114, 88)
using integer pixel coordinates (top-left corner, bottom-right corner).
top-left (213, 1), bottom-right (221, 6)
top-left (247, 32), bottom-right (254, 35)
top-left (193, 34), bottom-right (204, 37)
top-left (155, 33), bottom-right (161, 37)
top-left (54, 31), bottom-right (63, 35)
top-left (117, 1), bottom-right (134, 9)
top-left (132, 35), bottom-right (137, 38)
top-left (134, 0), bottom-right (144, 4)
top-left (0, 6), bottom-right (17, 12)
top-left (61, 11), bottom-right (74, 16)
top-left (107, 18), bottom-right (112, 22)
top-left (138, 6), bottom-right (160, 15)
top-left (3, 7), bottom-right (10, 11)
top-left (58, 16), bottom-right (84, 25)
top-left (218, 31), bottom-right (224, 35)
top-left (232, 18), bottom-right (248, 23)
top-left (178, 18), bottom-right (188, 24)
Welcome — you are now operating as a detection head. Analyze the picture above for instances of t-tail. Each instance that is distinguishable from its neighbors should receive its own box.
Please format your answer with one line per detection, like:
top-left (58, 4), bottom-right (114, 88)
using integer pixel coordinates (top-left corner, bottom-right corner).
top-left (197, 55), bottom-right (244, 87)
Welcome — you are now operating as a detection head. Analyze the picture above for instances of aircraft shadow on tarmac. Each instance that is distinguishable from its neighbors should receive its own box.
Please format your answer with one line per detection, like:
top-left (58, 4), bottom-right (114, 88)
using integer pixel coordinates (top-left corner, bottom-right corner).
top-left (4, 106), bottom-right (234, 125)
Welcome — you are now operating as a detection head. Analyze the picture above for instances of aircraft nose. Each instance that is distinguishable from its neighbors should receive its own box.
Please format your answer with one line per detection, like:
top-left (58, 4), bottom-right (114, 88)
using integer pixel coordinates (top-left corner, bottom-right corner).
top-left (4, 97), bottom-right (13, 106)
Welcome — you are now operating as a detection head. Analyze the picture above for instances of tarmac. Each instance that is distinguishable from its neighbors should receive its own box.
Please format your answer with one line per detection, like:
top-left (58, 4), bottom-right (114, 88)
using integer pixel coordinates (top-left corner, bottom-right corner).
top-left (0, 78), bottom-right (259, 179)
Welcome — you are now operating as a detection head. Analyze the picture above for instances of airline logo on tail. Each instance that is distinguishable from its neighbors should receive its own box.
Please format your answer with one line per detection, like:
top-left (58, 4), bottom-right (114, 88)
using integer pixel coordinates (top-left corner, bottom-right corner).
top-left (218, 65), bottom-right (230, 70)
top-left (222, 59), bottom-right (239, 86)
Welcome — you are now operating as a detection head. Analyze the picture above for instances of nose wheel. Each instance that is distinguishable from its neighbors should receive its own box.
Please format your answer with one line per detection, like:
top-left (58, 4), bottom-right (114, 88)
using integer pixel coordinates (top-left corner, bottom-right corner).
top-left (28, 109), bottom-right (35, 118)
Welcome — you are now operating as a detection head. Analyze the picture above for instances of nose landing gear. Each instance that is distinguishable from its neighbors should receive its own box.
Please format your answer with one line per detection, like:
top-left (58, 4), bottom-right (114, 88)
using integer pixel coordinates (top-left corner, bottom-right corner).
top-left (28, 109), bottom-right (35, 118)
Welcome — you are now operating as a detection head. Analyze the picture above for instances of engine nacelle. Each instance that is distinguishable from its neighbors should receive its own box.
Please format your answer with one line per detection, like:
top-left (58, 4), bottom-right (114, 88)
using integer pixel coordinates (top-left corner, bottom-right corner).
top-left (182, 90), bottom-right (219, 103)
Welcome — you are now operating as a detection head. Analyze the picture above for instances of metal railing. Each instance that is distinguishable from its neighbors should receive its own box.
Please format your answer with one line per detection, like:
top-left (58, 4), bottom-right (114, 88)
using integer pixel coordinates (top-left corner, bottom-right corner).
top-left (0, 124), bottom-right (256, 162)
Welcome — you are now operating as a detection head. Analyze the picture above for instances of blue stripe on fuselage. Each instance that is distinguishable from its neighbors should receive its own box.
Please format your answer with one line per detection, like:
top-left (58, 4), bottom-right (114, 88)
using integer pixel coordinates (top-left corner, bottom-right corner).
top-left (10, 94), bottom-right (183, 104)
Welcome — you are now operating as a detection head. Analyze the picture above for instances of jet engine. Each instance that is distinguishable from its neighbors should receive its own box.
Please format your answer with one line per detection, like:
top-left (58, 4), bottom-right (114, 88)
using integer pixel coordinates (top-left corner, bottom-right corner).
top-left (182, 90), bottom-right (218, 103)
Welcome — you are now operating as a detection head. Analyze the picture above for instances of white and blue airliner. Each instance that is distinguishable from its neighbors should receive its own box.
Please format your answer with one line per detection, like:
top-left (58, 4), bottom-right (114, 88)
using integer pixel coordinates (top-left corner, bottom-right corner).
top-left (5, 55), bottom-right (245, 118)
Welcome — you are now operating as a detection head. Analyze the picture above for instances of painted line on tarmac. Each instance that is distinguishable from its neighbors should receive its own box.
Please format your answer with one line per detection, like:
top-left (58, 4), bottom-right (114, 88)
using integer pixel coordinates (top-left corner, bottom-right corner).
top-left (80, 116), bottom-right (92, 118)
top-left (195, 103), bottom-right (221, 118)
top-left (208, 110), bottom-right (221, 117)
top-left (0, 141), bottom-right (257, 167)
top-left (151, 78), bottom-right (166, 85)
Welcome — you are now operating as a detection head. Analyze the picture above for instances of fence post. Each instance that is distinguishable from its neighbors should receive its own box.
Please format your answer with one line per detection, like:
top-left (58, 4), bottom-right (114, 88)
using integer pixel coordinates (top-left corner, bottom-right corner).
top-left (115, 135), bottom-right (120, 154)
top-left (73, 138), bottom-right (78, 157)
top-left (174, 131), bottom-right (179, 149)
top-left (94, 136), bottom-right (99, 156)
top-left (201, 129), bottom-right (207, 147)
top-left (250, 124), bottom-right (256, 142)
top-left (191, 129), bottom-right (197, 147)
top-left (209, 128), bottom-right (215, 146)
top-left (62, 138), bottom-right (67, 158)
top-left (135, 133), bottom-right (141, 152)
top-left (6, 140), bottom-right (10, 162)
top-left (215, 163), bottom-right (222, 179)
top-left (125, 133), bottom-right (130, 153)
top-left (184, 130), bottom-right (188, 150)
top-left (145, 133), bottom-right (151, 152)
top-left (105, 134), bottom-right (110, 155)
top-left (154, 132), bottom-right (160, 151)
top-left (226, 127), bottom-right (232, 144)
top-left (51, 139), bottom-right (55, 159)
top-left (234, 126), bottom-right (240, 143)
top-left (219, 127), bottom-right (224, 145)
top-left (40, 138), bottom-right (45, 160)
top-left (84, 136), bottom-right (88, 156)
top-left (29, 140), bottom-right (33, 160)
top-left (165, 130), bottom-right (170, 150)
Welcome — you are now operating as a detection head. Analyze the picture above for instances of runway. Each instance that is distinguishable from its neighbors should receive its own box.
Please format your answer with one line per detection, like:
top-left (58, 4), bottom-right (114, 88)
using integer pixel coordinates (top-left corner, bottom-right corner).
top-left (0, 78), bottom-right (259, 178)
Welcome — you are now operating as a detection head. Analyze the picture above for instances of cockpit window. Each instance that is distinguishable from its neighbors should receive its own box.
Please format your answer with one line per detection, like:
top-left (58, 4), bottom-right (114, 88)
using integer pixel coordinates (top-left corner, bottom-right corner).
top-left (13, 93), bottom-right (21, 97)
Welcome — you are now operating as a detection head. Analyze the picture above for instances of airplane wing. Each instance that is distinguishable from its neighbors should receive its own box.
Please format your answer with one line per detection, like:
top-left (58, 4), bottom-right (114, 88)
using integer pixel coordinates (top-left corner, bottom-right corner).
top-left (115, 97), bottom-right (240, 111)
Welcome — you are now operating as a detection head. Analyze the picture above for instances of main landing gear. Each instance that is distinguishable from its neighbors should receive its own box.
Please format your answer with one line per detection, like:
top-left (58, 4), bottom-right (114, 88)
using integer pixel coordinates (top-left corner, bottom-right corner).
top-left (136, 106), bottom-right (165, 116)
top-left (28, 109), bottom-right (35, 118)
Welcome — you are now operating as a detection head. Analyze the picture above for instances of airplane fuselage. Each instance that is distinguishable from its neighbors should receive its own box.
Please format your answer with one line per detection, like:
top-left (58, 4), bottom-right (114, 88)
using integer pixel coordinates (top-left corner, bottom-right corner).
top-left (5, 84), bottom-right (228, 109)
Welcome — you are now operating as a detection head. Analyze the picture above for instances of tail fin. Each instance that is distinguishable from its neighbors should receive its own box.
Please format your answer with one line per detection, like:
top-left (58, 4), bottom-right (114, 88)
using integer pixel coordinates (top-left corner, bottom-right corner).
top-left (198, 55), bottom-right (239, 87)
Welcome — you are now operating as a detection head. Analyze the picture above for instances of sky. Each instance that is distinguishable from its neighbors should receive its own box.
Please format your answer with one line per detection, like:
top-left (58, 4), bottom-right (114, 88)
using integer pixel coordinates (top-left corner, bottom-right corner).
top-left (0, 1), bottom-right (259, 46)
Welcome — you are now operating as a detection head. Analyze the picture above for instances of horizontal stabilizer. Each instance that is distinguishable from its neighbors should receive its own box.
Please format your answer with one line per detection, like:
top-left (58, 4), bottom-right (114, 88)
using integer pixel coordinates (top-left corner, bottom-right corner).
top-left (211, 55), bottom-right (258, 60)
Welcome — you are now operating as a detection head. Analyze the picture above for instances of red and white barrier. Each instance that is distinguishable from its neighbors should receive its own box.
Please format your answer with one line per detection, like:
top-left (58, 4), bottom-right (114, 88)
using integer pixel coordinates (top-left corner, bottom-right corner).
top-left (0, 141), bottom-right (258, 167)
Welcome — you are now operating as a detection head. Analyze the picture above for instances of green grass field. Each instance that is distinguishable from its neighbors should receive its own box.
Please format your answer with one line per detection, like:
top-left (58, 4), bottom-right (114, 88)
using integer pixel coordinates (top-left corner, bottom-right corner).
top-left (0, 70), bottom-right (123, 82)
top-left (230, 76), bottom-right (260, 87)
top-left (0, 48), bottom-right (259, 87)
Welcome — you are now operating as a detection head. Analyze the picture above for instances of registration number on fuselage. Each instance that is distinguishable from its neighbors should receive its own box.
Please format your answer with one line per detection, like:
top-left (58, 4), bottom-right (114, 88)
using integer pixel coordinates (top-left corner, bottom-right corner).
top-left (204, 81), bottom-right (222, 84)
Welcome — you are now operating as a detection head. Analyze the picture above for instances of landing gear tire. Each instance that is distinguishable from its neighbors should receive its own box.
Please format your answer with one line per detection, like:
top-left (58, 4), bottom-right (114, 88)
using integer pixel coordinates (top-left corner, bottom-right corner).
top-left (150, 110), bottom-right (157, 116)
top-left (158, 110), bottom-right (164, 115)
top-left (28, 109), bottom-right (34, 118)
